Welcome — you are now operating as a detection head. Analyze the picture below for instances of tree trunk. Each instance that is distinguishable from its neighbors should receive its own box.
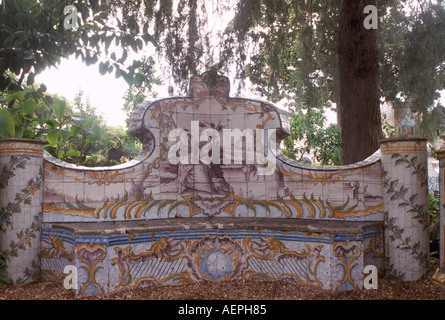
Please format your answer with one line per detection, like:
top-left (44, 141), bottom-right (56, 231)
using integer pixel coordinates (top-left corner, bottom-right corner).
top-left (338, 0), bottom-right (382, 165)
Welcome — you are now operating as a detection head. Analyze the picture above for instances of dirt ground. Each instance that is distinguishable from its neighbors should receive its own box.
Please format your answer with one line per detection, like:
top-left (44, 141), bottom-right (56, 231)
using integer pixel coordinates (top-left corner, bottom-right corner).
top-left (1, 266), bottom-right (445, 300)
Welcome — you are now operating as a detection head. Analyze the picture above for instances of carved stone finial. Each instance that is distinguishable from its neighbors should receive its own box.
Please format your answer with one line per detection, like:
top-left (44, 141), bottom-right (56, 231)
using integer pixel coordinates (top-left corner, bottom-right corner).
top-left (440, 134), bottom-right (445, 149)
top-left (435, 135), bottom-right (445, 164)
top-left (189, 71), bottom-right (231, 98)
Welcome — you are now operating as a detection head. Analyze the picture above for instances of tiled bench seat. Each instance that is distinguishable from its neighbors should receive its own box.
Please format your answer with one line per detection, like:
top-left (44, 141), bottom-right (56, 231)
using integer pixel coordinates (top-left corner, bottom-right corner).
top-left (41, 217), bottom-right (384, 295)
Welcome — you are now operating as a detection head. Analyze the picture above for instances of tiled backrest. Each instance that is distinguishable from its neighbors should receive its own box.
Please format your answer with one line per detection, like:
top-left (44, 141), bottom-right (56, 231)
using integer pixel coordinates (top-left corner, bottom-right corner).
top-left (42, 72), bottom-right (384, 223)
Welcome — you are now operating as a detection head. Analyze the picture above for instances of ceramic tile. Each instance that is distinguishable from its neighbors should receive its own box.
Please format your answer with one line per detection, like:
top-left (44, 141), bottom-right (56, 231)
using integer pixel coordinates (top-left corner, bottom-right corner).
top-left (84, 183), bottom-right (105, 203)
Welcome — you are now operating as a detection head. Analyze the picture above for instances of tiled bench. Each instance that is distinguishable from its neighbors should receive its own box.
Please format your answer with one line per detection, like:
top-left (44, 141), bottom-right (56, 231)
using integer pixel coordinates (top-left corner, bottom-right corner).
top-left (41, 217), bottom-right (384, 295)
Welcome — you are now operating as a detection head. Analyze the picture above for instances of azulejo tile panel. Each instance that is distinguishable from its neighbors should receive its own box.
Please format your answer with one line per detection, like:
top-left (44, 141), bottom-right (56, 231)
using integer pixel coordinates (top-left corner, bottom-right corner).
top-left (380, 138), bottom-right (429, 281)
top-left (0, 139), bottom-right (45, 284)
top-left (40, 218), bottom-right (383, 295)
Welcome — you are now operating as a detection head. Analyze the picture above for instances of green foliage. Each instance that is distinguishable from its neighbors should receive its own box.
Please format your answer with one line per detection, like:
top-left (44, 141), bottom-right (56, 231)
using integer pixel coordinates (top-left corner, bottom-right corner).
top-left (0, 0), bottom-right (77, 91)
top-left (44, 111), bottom-right (103, 165)
top-left (429, 191), bottom-right (440, 243)
top-left (39, 95), bottom-right (75, 159)
top-left (0, 1), bottom-right (158, 165)
top-left (0, 82), bottom-right (53, 139)
top-left (429, 190), bottom-right (440, 265)
top-left (283, 108), bottom-right (342, 166)
top-left (0, 83), bottom-right (141, 166)
top-left (2, 0), bottom-right (442, 164)
top-left (102, 126), bottom-right (142, 162)
top-left (2, 1), bottom-right (443, 142)
top-left (382, 114), bottom-right (397, 139)
top-left (380, 1), bottom-right (445, 117)
top-left (36, 93), bottom-right (102, 165)
top-left (122, 56), bottom-right (162, 125)
top-left (419, 103), bottom-right (445, 142)
top-left (0, 250), bottom-right (12, 286)
top-left (0, 109), bottom-right (14, 137)
top-left (38, 90), bottom-right (141, 166)
top-left (231, 0), bottom-right (340, 111)
top-left (80, 125), bottom-right (142, 167)
top-left (0, 0), bottom-right (158, 92)
top-left (80, 0), bottom-right (443, 157)
top-left (229, 0), bottom-right (445, 132)
top-left (72, 90), bottom-right (142, 166)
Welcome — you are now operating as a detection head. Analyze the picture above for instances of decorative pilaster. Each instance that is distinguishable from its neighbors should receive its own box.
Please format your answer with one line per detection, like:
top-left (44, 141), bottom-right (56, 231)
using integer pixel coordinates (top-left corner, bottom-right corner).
top-left (433, 140), bottom-right (445, 286)
top-left (0, 138), bottom-right (45, 284)
top-left (380, 138), bottom-right (429, 281)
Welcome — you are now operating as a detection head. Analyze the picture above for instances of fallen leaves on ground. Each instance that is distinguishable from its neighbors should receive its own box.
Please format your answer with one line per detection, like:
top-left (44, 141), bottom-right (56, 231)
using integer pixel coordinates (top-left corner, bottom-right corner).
top-left (1, 269), bottom-right (444, 300)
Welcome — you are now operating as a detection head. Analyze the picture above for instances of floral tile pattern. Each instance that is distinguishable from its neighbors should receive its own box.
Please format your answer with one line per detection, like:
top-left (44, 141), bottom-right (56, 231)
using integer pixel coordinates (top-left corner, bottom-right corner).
top-left (0, 139), bottom-right (45, 284)
top-left (381, 139), bottom-right (429, 281)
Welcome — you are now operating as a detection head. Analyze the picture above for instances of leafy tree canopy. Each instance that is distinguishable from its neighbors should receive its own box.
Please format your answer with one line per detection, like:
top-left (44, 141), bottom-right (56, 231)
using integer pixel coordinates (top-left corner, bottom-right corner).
top-left (1, 0), bottom-right (444, 162)
top-left (2, 1), bottom-right (443, 112)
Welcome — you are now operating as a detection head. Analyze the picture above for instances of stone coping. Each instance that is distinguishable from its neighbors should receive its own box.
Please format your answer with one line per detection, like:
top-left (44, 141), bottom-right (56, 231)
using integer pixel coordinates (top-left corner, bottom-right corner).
top-left (379, 137), bottom-right (428, 144)
top-left (48, 217), bottom-right (383, 236)
top-left (276, 148), bottom-right (381, 172)
top-left (43, 142), bottom-right (382, 173)
top-left (0, 137), bottom-right (46, 145)
top-left (43, 148), bottom-right (154, 171)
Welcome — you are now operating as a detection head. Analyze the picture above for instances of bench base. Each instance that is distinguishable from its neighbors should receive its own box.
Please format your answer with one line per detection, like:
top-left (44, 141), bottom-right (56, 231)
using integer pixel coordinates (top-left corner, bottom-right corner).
top-left (40, 218), bottom-right (384, 295)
